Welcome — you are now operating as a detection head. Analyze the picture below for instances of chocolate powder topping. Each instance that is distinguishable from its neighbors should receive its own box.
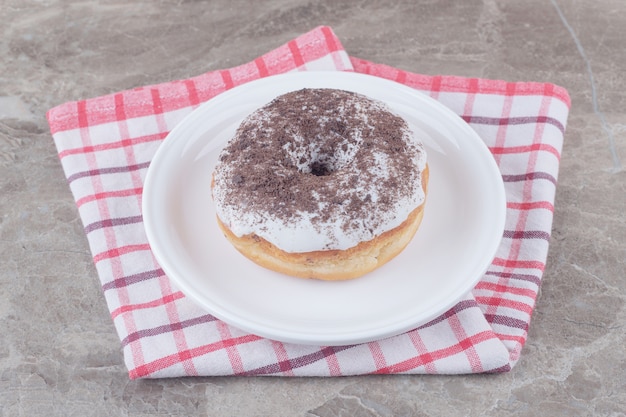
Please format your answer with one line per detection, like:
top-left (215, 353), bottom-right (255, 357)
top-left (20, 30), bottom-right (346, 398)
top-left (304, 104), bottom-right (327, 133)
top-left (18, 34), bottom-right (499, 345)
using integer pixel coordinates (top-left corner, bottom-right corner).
top-left (212, 88), bottom-right (425, 249)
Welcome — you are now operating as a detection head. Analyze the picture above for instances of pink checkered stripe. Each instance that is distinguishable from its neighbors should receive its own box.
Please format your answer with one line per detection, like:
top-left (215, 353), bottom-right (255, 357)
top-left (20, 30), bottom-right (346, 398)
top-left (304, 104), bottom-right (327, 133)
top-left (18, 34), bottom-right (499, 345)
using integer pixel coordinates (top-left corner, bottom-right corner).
top-left (47, 26), bottom-right (570, 379)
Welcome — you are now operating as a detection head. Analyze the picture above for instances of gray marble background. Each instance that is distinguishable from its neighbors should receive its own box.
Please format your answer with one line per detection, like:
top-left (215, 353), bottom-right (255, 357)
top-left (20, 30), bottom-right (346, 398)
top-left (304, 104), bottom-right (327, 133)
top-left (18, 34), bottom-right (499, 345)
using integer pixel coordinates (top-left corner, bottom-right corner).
top-left (1, 0), bottom-right (625, 416)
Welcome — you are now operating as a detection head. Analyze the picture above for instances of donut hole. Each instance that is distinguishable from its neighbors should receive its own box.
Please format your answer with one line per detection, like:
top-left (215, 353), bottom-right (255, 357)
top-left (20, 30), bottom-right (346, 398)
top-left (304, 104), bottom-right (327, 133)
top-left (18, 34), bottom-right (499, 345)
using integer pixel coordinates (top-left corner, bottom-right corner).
top-left (306, 153), bottom-right (347, 176)
top-left (310, 161), bottom-right (332, 176)
top-left (296, 153), bottom-right (341, 177)
top-left (291, 141), bottom-right (358, 177)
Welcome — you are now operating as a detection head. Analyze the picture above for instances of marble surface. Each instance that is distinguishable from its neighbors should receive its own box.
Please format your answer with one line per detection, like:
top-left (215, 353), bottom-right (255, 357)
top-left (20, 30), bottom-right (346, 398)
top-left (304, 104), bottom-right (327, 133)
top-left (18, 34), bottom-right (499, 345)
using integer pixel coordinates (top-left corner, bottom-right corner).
top-left (1, 0), bottom-right (625, 415)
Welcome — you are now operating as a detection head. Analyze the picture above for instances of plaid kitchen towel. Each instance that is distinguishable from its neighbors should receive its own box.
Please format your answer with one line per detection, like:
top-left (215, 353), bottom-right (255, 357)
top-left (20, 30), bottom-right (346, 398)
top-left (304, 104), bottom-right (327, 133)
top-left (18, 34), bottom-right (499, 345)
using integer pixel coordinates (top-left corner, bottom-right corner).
top-left (47, 26), bottom-right (570, 379)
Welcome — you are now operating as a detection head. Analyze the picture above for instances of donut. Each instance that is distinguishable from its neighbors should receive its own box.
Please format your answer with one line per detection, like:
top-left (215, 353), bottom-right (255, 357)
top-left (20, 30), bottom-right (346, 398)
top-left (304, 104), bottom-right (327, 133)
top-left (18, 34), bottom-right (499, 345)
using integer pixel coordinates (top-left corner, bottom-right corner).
top-left (211, 88), bottom-right (428, 280)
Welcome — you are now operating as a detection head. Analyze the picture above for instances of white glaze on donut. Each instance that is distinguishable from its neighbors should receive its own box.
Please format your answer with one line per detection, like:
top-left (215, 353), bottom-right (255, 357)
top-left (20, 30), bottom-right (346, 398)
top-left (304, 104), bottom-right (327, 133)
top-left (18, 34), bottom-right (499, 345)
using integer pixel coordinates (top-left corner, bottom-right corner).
top-left (212, 88), bottom-right (427, 253)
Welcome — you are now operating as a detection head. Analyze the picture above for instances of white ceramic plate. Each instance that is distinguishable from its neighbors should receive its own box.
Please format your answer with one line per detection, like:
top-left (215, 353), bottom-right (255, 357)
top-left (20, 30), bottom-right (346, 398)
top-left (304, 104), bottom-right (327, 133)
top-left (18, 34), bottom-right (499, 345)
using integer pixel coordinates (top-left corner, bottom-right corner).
top-left (143, 71), bottom-right (506, 346)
